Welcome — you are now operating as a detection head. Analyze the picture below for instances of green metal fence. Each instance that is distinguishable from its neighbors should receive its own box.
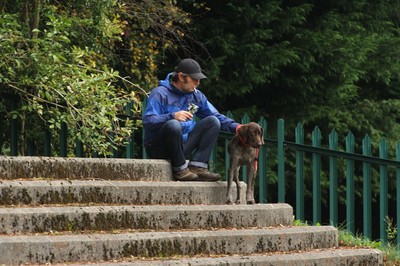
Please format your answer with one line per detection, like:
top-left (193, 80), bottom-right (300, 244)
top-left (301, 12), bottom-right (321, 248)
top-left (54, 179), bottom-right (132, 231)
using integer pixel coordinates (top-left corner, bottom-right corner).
top-left (1, 105), bottom-right (400, 248)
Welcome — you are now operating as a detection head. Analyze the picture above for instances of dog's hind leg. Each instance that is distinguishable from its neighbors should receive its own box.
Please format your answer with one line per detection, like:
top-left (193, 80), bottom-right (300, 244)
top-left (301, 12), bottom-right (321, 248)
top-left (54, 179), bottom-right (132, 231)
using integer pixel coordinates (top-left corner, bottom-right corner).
top-left (246, 166), bottom-right (256, 204)
top-left (233, 167), bottom-right (241, 204)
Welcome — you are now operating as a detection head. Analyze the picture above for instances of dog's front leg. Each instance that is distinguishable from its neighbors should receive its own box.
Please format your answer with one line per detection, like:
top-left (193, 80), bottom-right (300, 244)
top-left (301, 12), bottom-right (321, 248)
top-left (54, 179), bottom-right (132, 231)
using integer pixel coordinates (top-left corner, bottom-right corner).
top-left (226, 161), bottom-right (238, 204)
top-left (246, 165), bottom-right (256, 204)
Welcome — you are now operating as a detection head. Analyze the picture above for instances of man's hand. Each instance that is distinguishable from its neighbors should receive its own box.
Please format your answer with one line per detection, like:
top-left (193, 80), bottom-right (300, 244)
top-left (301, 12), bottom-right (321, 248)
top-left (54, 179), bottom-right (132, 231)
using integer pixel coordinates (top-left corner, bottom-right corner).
top-left (174, 110), bottom-right (193, 122)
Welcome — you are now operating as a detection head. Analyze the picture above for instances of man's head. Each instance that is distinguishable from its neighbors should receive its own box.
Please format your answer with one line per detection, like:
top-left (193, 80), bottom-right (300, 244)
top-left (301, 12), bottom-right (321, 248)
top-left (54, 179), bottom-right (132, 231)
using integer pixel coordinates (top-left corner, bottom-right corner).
top-left (175, 58), bottom-right (207, 80)
top-left (172, 58), bottom-right (207, 93)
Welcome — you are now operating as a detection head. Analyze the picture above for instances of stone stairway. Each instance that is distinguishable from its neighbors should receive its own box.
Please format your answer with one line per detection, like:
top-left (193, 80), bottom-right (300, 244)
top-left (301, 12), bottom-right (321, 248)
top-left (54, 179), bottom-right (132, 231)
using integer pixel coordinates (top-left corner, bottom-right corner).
top-left (0, 156), bottom-right (383, 265)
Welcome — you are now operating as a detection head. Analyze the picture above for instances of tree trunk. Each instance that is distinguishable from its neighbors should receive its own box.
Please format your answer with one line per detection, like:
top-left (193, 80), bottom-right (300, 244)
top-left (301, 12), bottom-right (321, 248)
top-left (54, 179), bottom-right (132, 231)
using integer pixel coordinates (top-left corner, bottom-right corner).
top-left (31, 0), bottom-right (40, 39)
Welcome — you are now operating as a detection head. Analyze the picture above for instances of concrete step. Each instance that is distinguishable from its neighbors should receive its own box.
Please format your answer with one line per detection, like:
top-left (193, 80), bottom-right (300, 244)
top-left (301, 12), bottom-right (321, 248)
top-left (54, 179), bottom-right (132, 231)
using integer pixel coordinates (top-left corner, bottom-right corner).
top-left (0, 156), bottom-right (173, 181)
top-left (0, 204), bottom-right (293, 234)
top-left (0, 226), bottom-right (338, 264)
top-left (86, 248), bottom-right (382, 265)
top-left (0, 180), bottom-right (246, 206)
top-left (0, 156), bottom-right (385, 265)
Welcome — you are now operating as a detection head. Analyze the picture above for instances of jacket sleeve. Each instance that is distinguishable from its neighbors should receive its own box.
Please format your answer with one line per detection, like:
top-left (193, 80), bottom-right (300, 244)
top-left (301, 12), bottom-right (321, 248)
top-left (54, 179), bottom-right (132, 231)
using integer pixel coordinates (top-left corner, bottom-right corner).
top-left (197, 100), bottom-right (239, 133)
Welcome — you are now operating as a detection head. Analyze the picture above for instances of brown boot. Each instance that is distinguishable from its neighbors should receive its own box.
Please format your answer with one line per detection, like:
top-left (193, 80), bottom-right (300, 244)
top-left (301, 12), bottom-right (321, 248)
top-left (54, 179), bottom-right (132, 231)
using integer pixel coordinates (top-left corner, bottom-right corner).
top-left (188, 166), bottom-right (221, 181)
top-left (173, 168), bottom-right (198, 181)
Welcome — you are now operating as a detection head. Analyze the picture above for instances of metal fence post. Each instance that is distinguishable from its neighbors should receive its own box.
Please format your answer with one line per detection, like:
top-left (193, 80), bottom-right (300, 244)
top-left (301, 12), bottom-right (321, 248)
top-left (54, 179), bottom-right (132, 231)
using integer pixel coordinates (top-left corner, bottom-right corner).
top-left (312, 126), bottom-right (321, 224)
top-left (277, 119), bottom-right (285, 203)
top-left (397, 142), bottom-right (400, 250)
top-left (0, 114), bottom-right (3, 154)
top-left (362, 135), bottom-right (372, 239)
top-left (125, 101), bottom-right (135, 159)
top-left (379, 138), bottom-right (388, 244)
top-left (142, 98), bottom-right (148, 159)
top-left (60, 122), bottom-right (68, 157)
top-left (346, 132), bottom-right (355, 234)
top-left (225, 112), bottom-right (234, 181)
top-left (258, 117), bottom-right (267, 203)
top-left (295, 122), bottom-right (304, 221)
top-left (10, 98), bottom-right (18, 156)
top-left (329, 129), bottom-right (338, 226)
top-left (241, 114), bottom-right (250, 183)
top-left (44, 130), bottom-right (52, 156)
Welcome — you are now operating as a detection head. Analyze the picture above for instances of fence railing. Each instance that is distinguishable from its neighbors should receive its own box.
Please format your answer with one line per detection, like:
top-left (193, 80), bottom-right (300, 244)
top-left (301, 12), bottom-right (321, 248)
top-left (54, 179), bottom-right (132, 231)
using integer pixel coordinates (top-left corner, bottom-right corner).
top-left (1, 108), bottom-right (400, 249)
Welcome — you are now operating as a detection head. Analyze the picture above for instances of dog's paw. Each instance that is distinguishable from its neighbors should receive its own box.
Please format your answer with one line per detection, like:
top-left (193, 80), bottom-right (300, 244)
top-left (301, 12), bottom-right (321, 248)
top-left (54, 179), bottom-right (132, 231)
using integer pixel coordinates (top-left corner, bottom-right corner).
top-left (247, 200), bottom-right (255, 205)
top-left (226, 199), bottom-right (234, 205)
top-left (235, 199), bottom-right (241, 205)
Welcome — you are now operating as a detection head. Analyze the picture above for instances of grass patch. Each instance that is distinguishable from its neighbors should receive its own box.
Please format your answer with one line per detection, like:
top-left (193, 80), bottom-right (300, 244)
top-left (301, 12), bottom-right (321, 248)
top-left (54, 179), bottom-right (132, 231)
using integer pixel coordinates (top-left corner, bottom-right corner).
top-left (338, 229), bottom-right (400, 266)
top-left (293, 220), bottom-right (400, 265)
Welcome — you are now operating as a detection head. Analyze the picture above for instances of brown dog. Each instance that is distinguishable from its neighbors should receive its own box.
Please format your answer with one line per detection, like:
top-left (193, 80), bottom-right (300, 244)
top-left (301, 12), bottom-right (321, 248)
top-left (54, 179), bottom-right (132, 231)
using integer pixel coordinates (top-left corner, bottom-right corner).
top-left (226, 122), bottom-right (264, 204)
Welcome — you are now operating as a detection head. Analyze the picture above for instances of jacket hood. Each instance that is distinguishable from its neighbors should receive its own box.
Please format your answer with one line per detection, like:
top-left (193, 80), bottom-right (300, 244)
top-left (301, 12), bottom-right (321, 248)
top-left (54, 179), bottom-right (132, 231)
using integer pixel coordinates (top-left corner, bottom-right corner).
top-left (158, 73), bottom-right (194, 95)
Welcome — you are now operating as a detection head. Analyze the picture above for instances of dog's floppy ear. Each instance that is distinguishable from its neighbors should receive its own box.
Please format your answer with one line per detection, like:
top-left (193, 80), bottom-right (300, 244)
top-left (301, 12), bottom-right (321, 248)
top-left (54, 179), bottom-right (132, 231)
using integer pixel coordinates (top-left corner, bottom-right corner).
top-left (237, 124), bottom-right (249, 143)
top-left (260, 127), bottom-right (265, 145)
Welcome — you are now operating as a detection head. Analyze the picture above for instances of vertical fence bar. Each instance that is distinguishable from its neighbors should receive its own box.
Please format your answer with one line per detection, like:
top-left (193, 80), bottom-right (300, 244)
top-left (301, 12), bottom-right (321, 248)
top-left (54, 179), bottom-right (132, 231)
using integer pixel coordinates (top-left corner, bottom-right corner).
top-left (329, 129), bottom-right (338, 226)
top-left (312, 126), bottom-right (321, 224)
top-left (126, 132), bottom-right (135, 159)
top-left (224, 137), bottom-right (230, 181)
top-left (397, 143), bottom-right (400, 250)
top-left (295, 122), bottom-right (304, 221)
top-left (209, 145), bottom-right (217, 173)
top-left (44, 130), bottom-right (52, 156)
top-left (59, 122), bottom-right (68, 157)
top-left (0, 114), bottom-right (3, 154)
top-left (75, 139), bottom-right (84, 157)
top-left (379, 138), bottom-right (388, 244)
top-left (27, 139), bottom-right (35, 156)
top-left (258, 117), bottom-right (267, 203)
top-left (124, 101), bottom-right (135, 159)
top-left (277, 119), bottom-right (285, 203)
top-left (108, 127), bottom-right (117, 158)
top-left (10, 98), bottom-right (18, 156)
top-left (346, 132), bottom-right (355, 234)
top-left (112, 132), bottom-right (119, 158)
top-left (362, 135), bottom-right (372, 239)
top-left (75, 121), bottom-right (84, 157)
top-left (224, 112), bottom-right (234, 181)
top-left (142, 98), bottom-right (148, 159)
top-left (241, 114), bottom-right (250, 183)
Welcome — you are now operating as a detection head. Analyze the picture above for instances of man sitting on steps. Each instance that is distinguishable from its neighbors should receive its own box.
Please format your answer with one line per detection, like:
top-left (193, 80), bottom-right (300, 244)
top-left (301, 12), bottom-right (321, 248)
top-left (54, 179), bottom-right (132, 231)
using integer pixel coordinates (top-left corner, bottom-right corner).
top-left (143, 58), bottom-right (240, 181)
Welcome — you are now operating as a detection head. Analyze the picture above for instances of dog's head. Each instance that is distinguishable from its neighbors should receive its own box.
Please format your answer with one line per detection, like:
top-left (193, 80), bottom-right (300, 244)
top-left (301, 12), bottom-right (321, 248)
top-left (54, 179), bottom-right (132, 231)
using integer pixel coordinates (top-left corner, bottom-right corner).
top-left (237, 122), bottom-right (264, 148)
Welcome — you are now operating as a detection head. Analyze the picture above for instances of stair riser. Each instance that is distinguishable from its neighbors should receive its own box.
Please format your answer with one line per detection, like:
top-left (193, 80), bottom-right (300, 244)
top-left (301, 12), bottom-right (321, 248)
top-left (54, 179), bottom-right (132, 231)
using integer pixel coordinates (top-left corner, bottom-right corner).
top-left (0, 156), bottom-right (172, 181)
top-left (0, 204), bottom-right (293, 234)
top-left (0, 227), bottom-right (338, 264)
top-left (0, 181), bottom-right (246, 206)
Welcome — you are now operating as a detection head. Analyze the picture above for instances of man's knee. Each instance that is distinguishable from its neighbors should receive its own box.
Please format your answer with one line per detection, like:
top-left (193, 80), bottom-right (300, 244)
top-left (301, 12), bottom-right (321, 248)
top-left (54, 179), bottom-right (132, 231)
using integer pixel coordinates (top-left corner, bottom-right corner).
top-left (204, 116), bottom-right (221, 129)
top-left (163, 119), bottom-right (182, 135)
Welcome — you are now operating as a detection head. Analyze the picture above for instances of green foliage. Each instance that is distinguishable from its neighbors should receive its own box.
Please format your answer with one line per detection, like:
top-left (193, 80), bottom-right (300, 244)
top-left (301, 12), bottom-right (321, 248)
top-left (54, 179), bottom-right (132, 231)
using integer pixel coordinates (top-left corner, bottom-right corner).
top-left (0, 2), bottom-right (142, 156)
top-left (0, 0), bottom-right (193, 156)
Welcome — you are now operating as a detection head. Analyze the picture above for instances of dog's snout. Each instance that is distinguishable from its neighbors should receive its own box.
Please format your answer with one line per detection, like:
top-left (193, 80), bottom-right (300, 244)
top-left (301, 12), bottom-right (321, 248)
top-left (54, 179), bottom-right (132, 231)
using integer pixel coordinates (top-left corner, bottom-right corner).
top-left (254, 140), bottom-right (263, 148)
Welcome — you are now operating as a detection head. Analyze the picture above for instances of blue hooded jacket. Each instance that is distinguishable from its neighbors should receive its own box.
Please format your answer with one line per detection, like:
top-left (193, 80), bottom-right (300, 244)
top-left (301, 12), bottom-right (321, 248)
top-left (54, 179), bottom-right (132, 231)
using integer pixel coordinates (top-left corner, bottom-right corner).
top-left (143, 73), bottom-right (239, 144)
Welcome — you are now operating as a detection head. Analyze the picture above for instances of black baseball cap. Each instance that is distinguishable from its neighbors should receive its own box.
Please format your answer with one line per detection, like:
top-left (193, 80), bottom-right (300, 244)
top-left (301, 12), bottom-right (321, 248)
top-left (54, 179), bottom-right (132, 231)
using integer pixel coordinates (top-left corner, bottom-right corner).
top-left (175, 58), bottom-right (207, 80)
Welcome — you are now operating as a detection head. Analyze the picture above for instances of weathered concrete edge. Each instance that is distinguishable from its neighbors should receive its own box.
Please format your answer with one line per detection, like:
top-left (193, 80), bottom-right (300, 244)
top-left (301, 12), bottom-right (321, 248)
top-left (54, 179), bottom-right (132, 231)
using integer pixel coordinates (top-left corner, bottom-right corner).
top-left (0, 226), bottom-right (338, 264)
top-left (109, 248), bottom-right (383, 266)
top-left (0, 180), bottom-right (247, 206)
top-left (0, 203), bottom-right (294, 233)
top-left (0, 156), bottom-right (173, 181)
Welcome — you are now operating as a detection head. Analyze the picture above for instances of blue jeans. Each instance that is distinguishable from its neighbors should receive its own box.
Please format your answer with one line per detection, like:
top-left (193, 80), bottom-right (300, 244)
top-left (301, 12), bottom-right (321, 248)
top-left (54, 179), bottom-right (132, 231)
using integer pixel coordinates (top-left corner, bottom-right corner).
top-left (145, 116), bottom-right (221, 172)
